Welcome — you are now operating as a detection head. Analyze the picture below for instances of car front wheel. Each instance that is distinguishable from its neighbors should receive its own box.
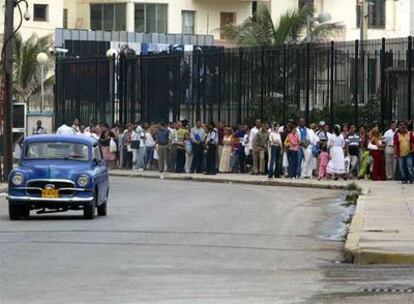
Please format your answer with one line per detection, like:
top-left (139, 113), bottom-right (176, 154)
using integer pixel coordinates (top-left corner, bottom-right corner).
top-left (83, 199), bottom-right (96, 220)
top-left (9, 202), bottom-right (29, 220)
top-left (97, 189), bottom-right (108, 216)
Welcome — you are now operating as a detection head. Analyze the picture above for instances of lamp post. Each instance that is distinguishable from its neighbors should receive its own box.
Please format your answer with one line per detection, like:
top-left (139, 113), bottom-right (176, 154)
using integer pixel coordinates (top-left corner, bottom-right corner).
top-left (306, 11), bottom-right (332, 43)
top-left (1, 0), bottom-right (30, 181)
top-left (36, 52), bottom-right (48, 113)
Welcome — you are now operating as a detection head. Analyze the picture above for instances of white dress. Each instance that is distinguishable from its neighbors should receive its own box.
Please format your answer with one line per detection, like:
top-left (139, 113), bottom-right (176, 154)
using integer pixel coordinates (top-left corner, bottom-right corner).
top-left (327, 134), bottom-right (346, 175)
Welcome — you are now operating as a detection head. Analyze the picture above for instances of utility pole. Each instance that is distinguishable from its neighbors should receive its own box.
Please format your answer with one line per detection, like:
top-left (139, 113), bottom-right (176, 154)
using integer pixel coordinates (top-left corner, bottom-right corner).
top-left (359, 0), bottom-right (369, 105)
top-left (2, 0), bottom-right (15, 181)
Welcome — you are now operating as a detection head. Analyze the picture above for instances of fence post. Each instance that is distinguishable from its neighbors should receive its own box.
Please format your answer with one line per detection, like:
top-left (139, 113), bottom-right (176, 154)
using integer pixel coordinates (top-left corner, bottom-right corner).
top-left (217, 51), bottom-right (222, 122)
top-left (237, 48), bottom-right (243, 124)
top-left (330, 41), bottom-right (334, 127)
top-left (306, 43), bottom-right (310, 123)
top-left (283, 44), bottom-right (287, 126)
top-left (408, 36), bottom-right (412, 122)
top-left (380, 37), bottom-right (386, 130)
top-left (354, 40), bottom-right (359, 126)
top-left (260, 47), bottom-right (265, 121)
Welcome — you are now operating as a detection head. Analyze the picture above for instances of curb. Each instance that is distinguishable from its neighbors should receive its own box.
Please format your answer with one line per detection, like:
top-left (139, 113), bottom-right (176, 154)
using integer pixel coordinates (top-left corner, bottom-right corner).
top-left (109, 173), bottom-right (348, 191)
top-left (343, 188), bottom-right (369, 263)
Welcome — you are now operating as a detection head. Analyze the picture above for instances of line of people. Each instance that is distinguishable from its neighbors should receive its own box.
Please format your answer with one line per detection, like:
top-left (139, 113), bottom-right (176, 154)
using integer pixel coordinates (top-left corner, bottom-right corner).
top-left (53, 118), bottom-right (414, 184)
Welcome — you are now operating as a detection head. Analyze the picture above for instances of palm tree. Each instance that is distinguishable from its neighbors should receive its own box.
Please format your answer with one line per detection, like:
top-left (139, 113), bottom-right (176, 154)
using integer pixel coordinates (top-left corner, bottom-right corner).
top-left (12, 33), bottom-right (54, 108)
top-left (221, 4), bottom-right (344, 47)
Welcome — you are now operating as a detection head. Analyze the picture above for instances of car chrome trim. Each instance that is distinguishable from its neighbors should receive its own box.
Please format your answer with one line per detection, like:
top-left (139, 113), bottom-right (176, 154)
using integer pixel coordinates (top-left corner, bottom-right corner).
top-left (13, 187), bottom-right (88, 192)
top-left (7, 195), bottom-right (94, 203)
top-left (26, 179), bottom-right (75, 185)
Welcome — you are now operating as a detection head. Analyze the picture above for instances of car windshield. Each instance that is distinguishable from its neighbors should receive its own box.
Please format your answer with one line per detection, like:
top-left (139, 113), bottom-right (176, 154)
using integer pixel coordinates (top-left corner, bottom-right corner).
top-left (25, 142), bottom-right (90, 161)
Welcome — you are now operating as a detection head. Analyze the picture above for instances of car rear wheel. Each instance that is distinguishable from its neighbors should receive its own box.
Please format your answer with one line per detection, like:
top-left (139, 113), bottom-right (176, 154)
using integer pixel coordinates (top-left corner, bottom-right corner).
top-left (9, 202), bottom-right (29, 220)
top-left (83, 198), bottom-right (96, 220)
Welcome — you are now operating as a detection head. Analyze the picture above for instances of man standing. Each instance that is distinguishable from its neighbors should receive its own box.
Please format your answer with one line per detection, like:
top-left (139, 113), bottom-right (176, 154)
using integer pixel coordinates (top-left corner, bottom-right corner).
top-left (32, 120), bottom-right (47, 135)
top-left (383, 121), bottom-right (397, 180)
top-left (248, 119), bottom-right (261, 174)
top-left (346, 124), bottom-right (360, 177)
top-left (72, 118), bottom-right (81, 135)
top-left (296, 118), bottom-right (313, 178)
top-left (155, 122), bottom-right (170, 173)
top-left (168, 122), bottom-right (178, 172)
top-left (190, 121), bottom-right (206, 173)
top-left (394, 121), bottom-right (414, 184)
top-left (133, 122), bottom-right (146, 171)
top-left (253, 124), bottom-right (269, 175)
top-left (175, 122), bottom-right (188, 173)
top-left (205, 122), bottom-right (218, 175)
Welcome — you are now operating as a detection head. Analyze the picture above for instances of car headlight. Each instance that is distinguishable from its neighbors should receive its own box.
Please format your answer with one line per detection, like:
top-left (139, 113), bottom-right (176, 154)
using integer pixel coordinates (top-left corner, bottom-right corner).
top-left (77, 175), bottom-right (89, 187)
top-left (11, 173), bottom-right (24, 186)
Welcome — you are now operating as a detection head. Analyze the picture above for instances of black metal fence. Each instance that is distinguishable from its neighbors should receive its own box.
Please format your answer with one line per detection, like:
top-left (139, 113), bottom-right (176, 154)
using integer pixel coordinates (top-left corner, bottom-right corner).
top-left (55, 37), bottom-right (414, 128)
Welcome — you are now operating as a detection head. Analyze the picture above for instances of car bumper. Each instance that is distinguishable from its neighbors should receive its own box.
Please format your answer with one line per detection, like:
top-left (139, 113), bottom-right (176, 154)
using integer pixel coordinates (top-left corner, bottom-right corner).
top-left (7, 195), bottom-right (94, 203)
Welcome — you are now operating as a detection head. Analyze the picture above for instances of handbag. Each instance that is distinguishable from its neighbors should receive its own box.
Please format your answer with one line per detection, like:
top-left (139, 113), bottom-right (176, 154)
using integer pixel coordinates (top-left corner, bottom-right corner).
top-left (109, 138), bottom-right (117, 153)
top-left (130, 140), bottom-right (140, 150)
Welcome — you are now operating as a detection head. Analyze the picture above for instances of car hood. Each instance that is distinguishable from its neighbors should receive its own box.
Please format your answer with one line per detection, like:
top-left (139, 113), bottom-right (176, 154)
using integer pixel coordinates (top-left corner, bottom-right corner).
top-left (17, 160), bottom-right (92, 180)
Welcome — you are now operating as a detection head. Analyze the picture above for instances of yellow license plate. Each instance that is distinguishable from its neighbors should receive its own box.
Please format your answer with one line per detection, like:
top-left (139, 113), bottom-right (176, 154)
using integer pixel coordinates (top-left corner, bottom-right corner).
top-left (41, 189), bottom-right (59, 198)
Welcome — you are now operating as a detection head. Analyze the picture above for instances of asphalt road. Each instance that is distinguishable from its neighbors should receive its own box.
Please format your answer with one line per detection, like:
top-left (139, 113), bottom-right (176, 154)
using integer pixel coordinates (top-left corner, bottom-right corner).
top-left (1, 177), bottom-right (414, 304)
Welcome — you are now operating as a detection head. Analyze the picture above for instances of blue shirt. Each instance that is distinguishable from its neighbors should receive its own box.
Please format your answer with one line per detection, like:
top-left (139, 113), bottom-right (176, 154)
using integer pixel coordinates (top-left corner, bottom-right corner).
top-left (156, 128), bottom-right (170, 145)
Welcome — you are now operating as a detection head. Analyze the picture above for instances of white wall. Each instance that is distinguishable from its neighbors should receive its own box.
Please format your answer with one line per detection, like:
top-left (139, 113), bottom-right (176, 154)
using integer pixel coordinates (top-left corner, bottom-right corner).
top-left (0, 0), bottom-right (64, 40)
top-left (66, 0), bottom-right (254, 40)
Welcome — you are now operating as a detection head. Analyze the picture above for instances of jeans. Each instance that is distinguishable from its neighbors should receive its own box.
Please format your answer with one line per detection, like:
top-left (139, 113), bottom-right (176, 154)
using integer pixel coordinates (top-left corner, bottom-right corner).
top-left (122, 149), bottom-right (133, 169)
top-left (134, 146), bottom-right (145, 169)
top-left (175, 148), bottom-right (186, 173)
top-left (287, 150), bottom-right (298, 178)
top-left (296, 148), bottom-right (303, 177)
top-left (268, 146), bottom-right (281, 177)
top-left (238, 152), bottom-right (246, 173)
top-left (144, 146), bottom-right (155, 169)
top-left (191, 143), bottom-right (204, 173)
top-left (398, 155), bottom-right (413, 182)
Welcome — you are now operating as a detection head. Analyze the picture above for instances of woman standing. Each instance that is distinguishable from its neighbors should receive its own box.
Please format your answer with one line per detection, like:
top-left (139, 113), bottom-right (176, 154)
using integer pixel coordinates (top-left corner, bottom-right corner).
top-left (285, 124), bottom-right (300, 179)
top-left (327, 125), bottom-right (346, 180)
top-left (144, 126), bottom-right (156, 170)
top-left (369, 128), bottom-right (386, 181)
top-left (99, 124), bottom-right (117, 170)
top-left (268, 123), bottom-right (282, 178)
top-left (121, 124), bottom-right (134, 169)
top-left (219, 127), bottom-right (233, 173)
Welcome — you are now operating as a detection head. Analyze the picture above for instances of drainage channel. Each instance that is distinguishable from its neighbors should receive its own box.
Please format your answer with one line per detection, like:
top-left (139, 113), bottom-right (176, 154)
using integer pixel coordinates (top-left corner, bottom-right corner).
top-left (360, 287), bottom-right (414, 294)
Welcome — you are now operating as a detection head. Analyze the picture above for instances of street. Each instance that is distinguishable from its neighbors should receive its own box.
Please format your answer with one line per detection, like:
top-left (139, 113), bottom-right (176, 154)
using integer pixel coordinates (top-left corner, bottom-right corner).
top-left (1, 177), bottom-right (414, 304)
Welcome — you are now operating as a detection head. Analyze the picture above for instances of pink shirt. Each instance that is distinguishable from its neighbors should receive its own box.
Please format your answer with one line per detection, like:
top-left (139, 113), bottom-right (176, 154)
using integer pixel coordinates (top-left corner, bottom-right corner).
top-left (287, 133), bottom-right (300, 151)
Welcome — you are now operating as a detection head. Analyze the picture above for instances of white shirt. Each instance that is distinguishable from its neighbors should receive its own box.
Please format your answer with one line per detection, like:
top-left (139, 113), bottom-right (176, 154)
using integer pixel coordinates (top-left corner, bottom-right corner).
top-left (145, 132), bottom-right (155, 147)
top-left (133, 126), bottom-right (145, 146)
top-left (383, 129), bottom-right (396, 147)
top-left (269, 131), bottom-right (282, 146)
top-left (56, 124), bottom-right (75, 136)
top-left (248, 127), bottom-right (259, 150)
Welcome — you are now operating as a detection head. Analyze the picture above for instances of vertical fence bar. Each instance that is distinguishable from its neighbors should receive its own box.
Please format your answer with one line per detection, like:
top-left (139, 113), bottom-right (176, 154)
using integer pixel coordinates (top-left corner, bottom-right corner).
top-left (306, 43), bottom-right (310, 123)
top-left (283, 44), bottom-right (287, 125)
top-left (354, 40), bottom-right (359, 126)
top-left (380, 37), bottom-right (386, 129)
top-left (408, 36), bottom-right (412, 122)
top-left (330, 41), bottom-right (334, 127)
top-left (237, 48), bottom-right (243, 124)
top-left (217, 51), bottom-right (222, 122)
top-left (260, 47), bottom-right (265, 120)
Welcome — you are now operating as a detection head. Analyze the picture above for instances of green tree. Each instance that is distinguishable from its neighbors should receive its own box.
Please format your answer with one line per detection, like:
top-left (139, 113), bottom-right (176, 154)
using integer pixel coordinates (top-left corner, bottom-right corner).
top-left (221, 4), bottom-right (343, 47)
top-left (12, 33), bottom-right (54, 108)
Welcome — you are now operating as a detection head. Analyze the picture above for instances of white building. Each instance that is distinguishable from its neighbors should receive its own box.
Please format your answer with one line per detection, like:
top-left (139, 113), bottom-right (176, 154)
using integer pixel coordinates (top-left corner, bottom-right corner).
top-left (1, 0), bottom-right (414, 43)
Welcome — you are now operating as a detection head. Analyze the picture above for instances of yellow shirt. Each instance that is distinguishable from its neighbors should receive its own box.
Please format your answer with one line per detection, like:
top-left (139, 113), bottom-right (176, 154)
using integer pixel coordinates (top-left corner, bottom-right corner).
top-left (399, 133), bottom-right (411, 157)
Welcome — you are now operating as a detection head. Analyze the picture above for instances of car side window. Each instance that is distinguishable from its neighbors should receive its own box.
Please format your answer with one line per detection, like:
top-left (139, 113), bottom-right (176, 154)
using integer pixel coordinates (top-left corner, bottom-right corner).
top-left (93, 145), bottom-right (102, 162)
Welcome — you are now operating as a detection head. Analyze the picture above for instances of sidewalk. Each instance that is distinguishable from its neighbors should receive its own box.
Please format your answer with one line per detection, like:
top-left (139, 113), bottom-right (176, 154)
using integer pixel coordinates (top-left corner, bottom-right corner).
top-left (110, 169), bottom-right (414, 265)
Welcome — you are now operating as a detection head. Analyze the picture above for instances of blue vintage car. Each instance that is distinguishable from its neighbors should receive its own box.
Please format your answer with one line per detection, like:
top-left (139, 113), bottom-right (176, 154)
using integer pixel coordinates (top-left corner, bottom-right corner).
top-left (7, 135), bottom-right (109, 220)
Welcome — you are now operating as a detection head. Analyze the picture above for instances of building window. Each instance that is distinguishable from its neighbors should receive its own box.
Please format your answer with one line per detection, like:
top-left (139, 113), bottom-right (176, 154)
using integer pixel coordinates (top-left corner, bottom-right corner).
top-left (33, 4), bottom-right (48, 22)
top-left (299, 0), bottom-right (313, 9)
top-left (356, 0), bottom-right (386, 29)
top-left (63, 9), bottom-right (68, 29)
top-left (135, 4), bottom-right (168, 33)
top-left (182, 11), bottom-right (195, 34)
top-left (220, 12), bottom-right (235, 39)
top-left (90, 4), bottom-right (126, 31)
